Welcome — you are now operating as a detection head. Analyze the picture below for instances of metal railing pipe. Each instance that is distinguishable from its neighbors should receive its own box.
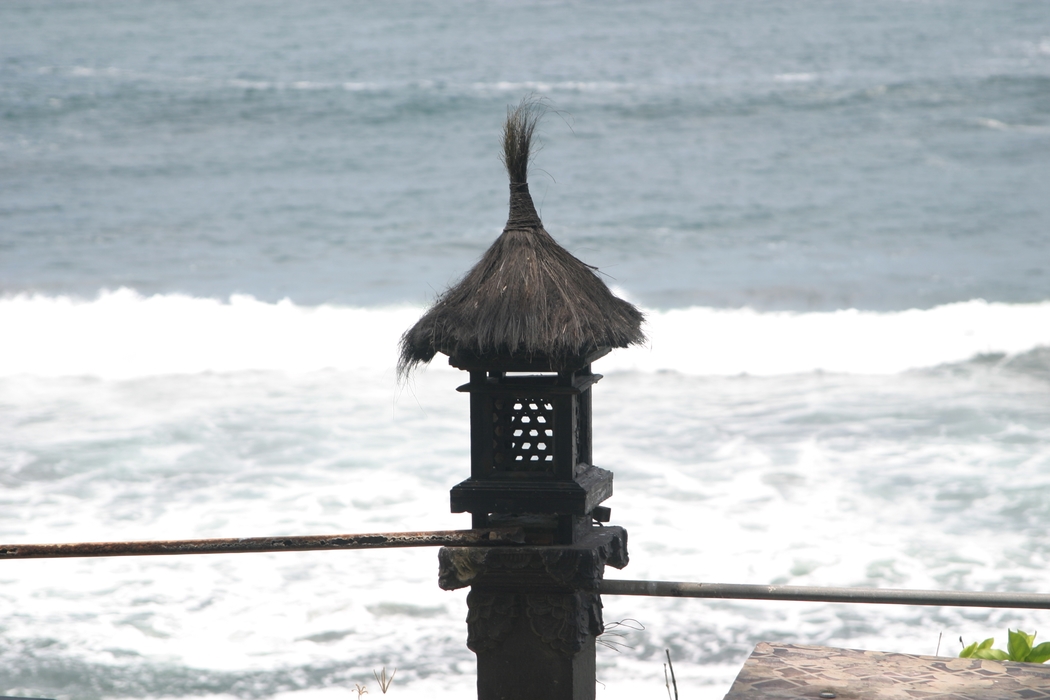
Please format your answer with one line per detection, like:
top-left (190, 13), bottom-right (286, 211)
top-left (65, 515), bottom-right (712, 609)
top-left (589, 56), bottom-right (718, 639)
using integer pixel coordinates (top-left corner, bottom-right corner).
top-left (597, 579), bottom-right (1050, 609)
top-left (0, 528), bottom-right (523, 560)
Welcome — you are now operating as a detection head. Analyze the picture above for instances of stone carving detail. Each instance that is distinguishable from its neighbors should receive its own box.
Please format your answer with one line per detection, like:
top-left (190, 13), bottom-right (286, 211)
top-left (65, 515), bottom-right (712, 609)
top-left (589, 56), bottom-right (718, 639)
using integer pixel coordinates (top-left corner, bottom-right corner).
top-left (464, 590), bottom-right (604, 657)
top-left (524, 592), bottom-right (604, 657)
top-left (438, 527), bottom-right (628, 591)
top-left (438, 547), bottom-right (488, 591)
top-left (465, 590), bottom-right (519, 653)
top-left (439, 527), bottom-right (628, 658)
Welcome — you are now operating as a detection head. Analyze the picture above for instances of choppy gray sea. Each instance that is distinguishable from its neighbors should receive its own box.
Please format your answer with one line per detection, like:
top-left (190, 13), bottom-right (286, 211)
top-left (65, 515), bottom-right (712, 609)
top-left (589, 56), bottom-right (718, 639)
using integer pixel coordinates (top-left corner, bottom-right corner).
top-left (1, 1), bottom-right (1049, 698)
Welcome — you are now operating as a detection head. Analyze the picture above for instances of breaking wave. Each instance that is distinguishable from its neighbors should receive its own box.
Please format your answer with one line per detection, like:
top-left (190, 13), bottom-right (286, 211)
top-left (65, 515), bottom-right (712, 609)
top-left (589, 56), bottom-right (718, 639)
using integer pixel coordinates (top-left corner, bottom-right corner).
top-left (1, 289), bottom-right (1048, 379)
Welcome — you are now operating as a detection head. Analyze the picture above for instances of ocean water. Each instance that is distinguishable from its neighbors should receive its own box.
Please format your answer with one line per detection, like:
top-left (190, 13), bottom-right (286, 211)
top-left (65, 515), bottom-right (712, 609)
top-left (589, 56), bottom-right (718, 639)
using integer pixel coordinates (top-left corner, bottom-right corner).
top-left (2, 1), bottom-right (1049, 699)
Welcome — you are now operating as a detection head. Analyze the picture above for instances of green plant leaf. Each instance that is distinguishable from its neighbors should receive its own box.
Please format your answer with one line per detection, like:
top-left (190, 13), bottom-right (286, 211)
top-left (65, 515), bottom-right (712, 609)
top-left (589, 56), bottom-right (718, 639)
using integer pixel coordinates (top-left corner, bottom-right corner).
top-left (960, 638), bottom-right (995, 658)
top-left (973, 648), bottom-right (1009, 660)
top-left (1026, 642), bottom-right (1050, 664)
top-left (1009, 629), bottom-right (1033, 662)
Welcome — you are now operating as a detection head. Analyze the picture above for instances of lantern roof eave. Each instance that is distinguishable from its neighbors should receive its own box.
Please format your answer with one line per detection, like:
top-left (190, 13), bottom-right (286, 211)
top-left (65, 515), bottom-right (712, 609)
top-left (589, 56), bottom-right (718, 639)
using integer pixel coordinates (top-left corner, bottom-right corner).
top-left (448, 347), bottom-right (611, 373)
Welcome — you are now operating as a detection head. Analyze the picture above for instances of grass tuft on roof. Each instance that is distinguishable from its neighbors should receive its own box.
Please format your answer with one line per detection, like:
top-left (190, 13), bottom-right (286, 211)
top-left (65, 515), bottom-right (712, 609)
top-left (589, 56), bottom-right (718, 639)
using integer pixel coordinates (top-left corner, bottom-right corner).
top-left (398, 99), bottom-right (645, 377)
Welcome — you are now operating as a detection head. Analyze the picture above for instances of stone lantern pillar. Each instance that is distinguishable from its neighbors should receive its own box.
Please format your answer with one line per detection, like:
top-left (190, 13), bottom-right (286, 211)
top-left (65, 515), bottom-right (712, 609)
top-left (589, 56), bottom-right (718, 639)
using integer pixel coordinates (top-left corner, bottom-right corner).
top-left (399, 101), bottom-right (644, 700)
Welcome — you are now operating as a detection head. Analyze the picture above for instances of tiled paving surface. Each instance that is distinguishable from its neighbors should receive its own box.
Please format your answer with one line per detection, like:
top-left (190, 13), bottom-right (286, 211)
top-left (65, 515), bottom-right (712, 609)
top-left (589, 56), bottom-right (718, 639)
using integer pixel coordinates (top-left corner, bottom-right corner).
top-left (724, 643), bottom-right (1050, 700)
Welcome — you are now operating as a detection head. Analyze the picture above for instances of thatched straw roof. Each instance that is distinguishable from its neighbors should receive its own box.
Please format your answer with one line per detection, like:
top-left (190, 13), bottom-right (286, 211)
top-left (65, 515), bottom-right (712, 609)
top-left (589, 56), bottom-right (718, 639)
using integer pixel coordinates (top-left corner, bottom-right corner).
top-left (398, 100), bottom-right (645, 376)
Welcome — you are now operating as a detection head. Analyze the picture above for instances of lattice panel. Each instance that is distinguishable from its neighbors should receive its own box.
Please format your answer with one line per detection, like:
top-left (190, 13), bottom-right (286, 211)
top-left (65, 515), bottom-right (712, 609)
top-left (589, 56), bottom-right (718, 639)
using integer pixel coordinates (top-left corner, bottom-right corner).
top-left (492, 397), bottom-right (555, 473)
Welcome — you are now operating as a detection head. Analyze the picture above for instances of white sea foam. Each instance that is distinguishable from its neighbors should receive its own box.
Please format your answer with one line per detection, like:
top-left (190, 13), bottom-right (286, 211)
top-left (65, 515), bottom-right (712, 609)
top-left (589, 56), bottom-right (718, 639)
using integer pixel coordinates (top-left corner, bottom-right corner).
top-left (477, 80), bottom-right (632, 93)
top-left (3, 357), bottom-right (1048, 697)
top-left (976, 117), bottom-right (1050, 134)
top-left (774, 72), bottom-right (818, 83)
top-left (1, 289), bottom-right (1048, 378)
top-left (0, 289), bottom-right (419, 379)
top-left (2, 298), bottom-right (1048, 697)
top-left (607, 300), bottom-right (1050, 375)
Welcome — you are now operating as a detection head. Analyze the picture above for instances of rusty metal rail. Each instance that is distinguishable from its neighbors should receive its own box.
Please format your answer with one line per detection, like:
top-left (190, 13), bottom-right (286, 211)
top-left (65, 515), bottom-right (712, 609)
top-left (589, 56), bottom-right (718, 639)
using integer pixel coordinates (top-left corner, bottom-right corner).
top-left (0, 527), bottom-right (523, 560)
top-left (9, 536), bottom-right (1050, 611)
top-left (597, 579), bottom-right (1050, 609)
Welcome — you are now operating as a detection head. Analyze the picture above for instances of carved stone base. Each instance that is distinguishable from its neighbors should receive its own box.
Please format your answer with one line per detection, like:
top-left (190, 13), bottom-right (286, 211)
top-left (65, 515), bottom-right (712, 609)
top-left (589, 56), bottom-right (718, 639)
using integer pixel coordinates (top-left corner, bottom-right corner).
top-left (439, 527), bottom-right (628, 700)
top-left (465, 589), bottom-right (604, 657)
top-left (475, 610), bottom-right (597, 700)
